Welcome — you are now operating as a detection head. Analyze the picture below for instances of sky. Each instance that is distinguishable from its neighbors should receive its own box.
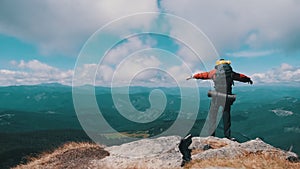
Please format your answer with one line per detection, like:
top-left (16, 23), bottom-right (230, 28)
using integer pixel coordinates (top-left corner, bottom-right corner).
top-left (0, 0), bottom-right (300, 86)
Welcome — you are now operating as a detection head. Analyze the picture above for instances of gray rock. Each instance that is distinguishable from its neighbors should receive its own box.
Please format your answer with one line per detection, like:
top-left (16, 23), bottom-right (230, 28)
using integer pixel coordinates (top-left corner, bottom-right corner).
top-left (192, 137), bottom-right (298, 161)
top-left (90, 136), bottom-right (298, 169)
top-left (91, 136), bottom-right (182, 169)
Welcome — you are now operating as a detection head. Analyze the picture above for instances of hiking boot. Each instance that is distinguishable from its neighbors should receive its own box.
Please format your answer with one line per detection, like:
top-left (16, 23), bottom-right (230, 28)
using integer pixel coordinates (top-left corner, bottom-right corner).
top-left (180, 159), bottom-right (190, 167)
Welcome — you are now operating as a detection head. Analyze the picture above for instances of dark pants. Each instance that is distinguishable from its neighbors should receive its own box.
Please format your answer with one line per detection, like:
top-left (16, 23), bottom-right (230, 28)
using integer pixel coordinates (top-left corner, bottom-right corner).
top-left (179, 135), bottom-right (192, 162)
top-left (208, 95), bottom-right (233, 138)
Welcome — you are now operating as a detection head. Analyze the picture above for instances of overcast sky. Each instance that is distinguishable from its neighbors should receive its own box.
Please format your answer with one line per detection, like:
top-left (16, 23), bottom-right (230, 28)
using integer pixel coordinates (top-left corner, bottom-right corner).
top-left (0, 0), bottom-right (300, 86)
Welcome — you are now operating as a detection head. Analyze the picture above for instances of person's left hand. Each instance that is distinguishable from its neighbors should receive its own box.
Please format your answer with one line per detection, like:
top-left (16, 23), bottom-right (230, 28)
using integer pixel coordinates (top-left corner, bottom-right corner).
top-left (186, 76), bottom-right (193, 80)
top-left (248, 79), bottom-right (253, 85)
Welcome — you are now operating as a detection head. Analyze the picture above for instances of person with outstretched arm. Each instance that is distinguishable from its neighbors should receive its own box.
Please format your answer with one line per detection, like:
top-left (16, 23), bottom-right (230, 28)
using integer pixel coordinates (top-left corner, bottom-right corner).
top-left (179, 59), bottom-right (252, 167)
top-left (187, 59), bottom-right (253, 139)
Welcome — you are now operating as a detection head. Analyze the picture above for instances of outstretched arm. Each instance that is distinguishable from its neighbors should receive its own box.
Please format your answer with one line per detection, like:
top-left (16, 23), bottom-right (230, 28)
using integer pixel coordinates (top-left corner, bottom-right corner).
top-left (186, 69), bottom-right (216, 80)
top-left (232, 72), bottom-right (253, 84)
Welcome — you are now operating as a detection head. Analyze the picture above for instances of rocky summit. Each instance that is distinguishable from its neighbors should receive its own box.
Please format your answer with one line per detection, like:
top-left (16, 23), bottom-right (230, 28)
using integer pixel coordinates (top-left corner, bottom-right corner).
top-left (15, 136), bottom-right (299, 169)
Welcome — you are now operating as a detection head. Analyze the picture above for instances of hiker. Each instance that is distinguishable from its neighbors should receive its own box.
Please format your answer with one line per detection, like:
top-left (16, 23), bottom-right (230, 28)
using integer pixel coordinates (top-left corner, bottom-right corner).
top-left (178, 59), bottom-right (252, 167)
top-left (187, 59), bottom-right (253, 139)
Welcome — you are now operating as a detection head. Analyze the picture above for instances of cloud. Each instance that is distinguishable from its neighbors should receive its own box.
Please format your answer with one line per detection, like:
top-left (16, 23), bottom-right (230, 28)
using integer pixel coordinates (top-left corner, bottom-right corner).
top-left (74, 56), bottom-right (164, 87)
top-left (251, 63), bottom-right (300, 84)
top-left (73, 63), bottom-right (98, 85)
top-left (92, 36), bottom-right (199, 87)
top-left (102, 36), bottom-right (153, 65)
top-left (111, 55), bottom-right (162, 84)
top-left (1, 0), bottom-right (300, 61)
top-left (0, 0), bottom-right (159, 55)
top-left (226, 50), bottom-right (277, 58)
top-left (92, 36), bottom-right (158, 86)
top-left (17, 59), bottom-right (59, 72)
top-left (160, 0), bottom-right (300, 54)
top-left (1, 57), bottom-right (202, 87)
top-left (2, 31), bottom-right (195, 87)
top-left (0, 60), bottom-right (73, 86)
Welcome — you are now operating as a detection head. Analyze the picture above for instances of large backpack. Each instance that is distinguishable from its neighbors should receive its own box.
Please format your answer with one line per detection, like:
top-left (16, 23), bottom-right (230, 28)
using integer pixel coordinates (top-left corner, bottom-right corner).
top-left (213, 63), bottom-right (234, 94)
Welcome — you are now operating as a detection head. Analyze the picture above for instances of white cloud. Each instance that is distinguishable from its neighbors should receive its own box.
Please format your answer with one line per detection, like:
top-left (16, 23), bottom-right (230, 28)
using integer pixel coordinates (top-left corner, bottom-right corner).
top-left (166, 64), bottom-right (193, 84)
top-left (252, 63), bottom-right (300, 84)
top-left (98, 65), bottom-right (114, 82)
top-left (88, 36), bottom-right (179, 86)
top-left (103, 55), bottom-right (162, 86)
top-left (226, 50), bottom-right (277, 58)
top-left (176, 43), bottom-right (215, 71)
top-left (280, 63), bottom-right (293, 71)
top-left (89, 35), bottom-right (198, 87)
top-left (161, 0), bottom-right (300, 54)
top-left (2, 57), bottom-right (201, 86)
top-left (166, 15), bottom-right (219, 69)
top-left (73, 64), bottom-right (98, 86)
top-left (17, 59), bottom-right (59, 72)
top-left (0, 0), bottom-right (159, 55)
top-left (0, 60), bottom-right (73, 86)
top-left (103, 36), bottom-right (153, 65)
